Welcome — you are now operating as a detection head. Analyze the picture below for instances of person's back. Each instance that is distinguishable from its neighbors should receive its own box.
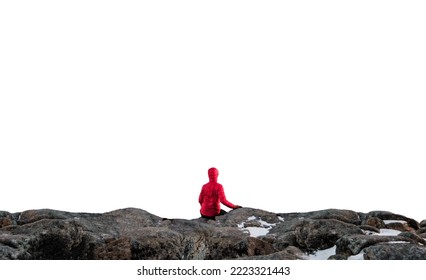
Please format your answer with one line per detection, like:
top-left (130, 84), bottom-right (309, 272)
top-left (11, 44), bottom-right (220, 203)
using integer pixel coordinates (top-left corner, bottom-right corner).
top-left (199, 167), bottom-right (241, 219)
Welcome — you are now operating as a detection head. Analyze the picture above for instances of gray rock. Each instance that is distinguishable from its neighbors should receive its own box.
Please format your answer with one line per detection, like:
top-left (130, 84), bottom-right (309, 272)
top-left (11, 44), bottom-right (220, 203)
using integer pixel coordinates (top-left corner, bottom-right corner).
top-left (328, 254), bottom-right (347, 260)
top-left (268, 217), bottom-right (304, 235)
top-left (336, 234), bottom-right (415, 256)
top-left (398, 232), bottom-right (426, 246)
top-left (293, 219), bottom-right (363, 252)
top-left (364, 243), bottom-right (426, 260)
top-left (420, 220), bottom-right (426, 228)
top-left (278, 209), bottom-right (361, 225)
top-left (261, 232), bottom-right (296, 250)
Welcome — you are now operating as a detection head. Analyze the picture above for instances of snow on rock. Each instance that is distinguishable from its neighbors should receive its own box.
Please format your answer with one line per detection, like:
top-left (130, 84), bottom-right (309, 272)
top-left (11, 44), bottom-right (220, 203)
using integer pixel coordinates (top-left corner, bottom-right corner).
top-left (383, 220), bottom-right (407, 225)
top-left (378, 229), bottom-right (402, 236)
top-left (237, 216), bottom-right (279, 237)
top-left (242, 227), bottom-right (270, 237)
top-left (362, 228), bottom-right (402, 236)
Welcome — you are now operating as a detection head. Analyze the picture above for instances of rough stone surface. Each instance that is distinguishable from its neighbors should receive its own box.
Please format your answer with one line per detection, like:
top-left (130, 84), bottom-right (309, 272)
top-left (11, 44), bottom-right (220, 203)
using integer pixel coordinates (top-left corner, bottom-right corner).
top-left (335, 234), bottom-right (415, 257)
top-left (293, 219), bottom-right (363, 252)
top-left (240, 246), bottom-right (306, 260)
top-left (398, 232), bottom-right (426, 246)
top-left (363, 217), bottom-right (386, 229)
top-left (364, 243), bottom-right (426, 260)
top-left (278, 209), bottom-right (361, 225)
top-left (0, 207), bottom-right (424, 260)
top-left (328, 254), bottom-right (347, 260)
top-left (417, 228), bottom-right (426, 235)
top-left (359, 225), bottom-right (380, 233)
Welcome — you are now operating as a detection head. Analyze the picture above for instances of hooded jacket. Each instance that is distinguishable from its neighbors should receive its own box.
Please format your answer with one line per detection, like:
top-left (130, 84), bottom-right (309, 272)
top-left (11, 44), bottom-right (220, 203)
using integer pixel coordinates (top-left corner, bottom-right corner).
top-left (198, 167), bottom-right (236, 217)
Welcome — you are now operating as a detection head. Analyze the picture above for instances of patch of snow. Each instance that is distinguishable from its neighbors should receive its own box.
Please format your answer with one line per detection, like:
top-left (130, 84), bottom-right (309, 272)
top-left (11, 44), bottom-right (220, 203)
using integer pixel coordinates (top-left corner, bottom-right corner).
top-left (379, 229), bottom-right (401, 236)
top-left (383, 220), bottom-right (407, 225)
top-left (307, 246), bottom-right (336, 260)
top-left (259, 219), bottom-right (276, 228)
top-left (363, 228), bottom-right (402, 236)
top-left (237, 216), bottom-right (276, 237)
top-left (388, 241), bottom-right (409, 244)
top-left (243, 227), bottom-right (271, 237)
top-left (278, 216), bottom-right (284, 222)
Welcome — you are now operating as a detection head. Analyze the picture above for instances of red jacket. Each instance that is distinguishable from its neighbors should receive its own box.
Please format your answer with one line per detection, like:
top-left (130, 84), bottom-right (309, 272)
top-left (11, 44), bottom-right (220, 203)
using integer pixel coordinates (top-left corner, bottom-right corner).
top-left (199, 168), bottom-right (236, 217)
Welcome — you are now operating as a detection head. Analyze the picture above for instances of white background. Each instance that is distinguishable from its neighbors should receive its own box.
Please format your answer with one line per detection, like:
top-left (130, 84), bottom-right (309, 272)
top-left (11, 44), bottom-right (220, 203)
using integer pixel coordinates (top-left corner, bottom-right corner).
top-left (1, 1), bottom-right (425, 222)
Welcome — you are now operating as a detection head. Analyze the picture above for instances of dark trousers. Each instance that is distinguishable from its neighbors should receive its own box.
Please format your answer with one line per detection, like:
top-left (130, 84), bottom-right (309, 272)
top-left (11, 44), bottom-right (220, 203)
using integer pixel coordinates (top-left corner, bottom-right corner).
top-left (201, 209), bottom-right (227, 220)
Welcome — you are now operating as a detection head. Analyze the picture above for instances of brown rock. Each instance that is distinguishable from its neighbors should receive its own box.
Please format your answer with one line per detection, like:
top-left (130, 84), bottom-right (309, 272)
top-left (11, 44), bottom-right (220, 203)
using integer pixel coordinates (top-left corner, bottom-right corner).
top-left (364, 217), bottom-right (385, 229)
top-left (0, 217), bottom-right (12, 228)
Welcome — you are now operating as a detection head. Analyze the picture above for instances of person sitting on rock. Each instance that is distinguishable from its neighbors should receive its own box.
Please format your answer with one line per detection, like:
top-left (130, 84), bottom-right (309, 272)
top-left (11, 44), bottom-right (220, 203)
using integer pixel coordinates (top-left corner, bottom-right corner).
top-left (198, 167), bottom-right (241, 220)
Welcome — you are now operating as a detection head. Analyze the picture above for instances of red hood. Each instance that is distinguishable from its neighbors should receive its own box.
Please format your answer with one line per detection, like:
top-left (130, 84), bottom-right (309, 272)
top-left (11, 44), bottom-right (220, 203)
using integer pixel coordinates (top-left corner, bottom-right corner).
top-left (208, 167), bottom-right (219, 182)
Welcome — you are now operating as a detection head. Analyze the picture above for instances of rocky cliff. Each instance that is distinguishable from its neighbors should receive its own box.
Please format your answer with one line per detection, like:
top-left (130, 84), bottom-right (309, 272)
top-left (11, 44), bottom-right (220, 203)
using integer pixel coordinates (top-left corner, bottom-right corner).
top-left (1, 207), bottom-right (425, 260)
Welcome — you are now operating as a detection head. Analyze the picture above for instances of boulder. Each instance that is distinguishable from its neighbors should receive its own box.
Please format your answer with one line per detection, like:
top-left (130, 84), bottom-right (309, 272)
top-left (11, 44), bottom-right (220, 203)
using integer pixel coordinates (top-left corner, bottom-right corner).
top-left (0, 211), bottom-right (19, 228)
top-left (293, 219), bottom-right (363, 252)
top-left (398, 232), bottom-right (426, 246)
top-left (261, 232), bottom-right (296, 250)
top-left (268, 217), bottom-right (305, 235)
top-left (366, 211), bottom-right (419, 230)
top-left (363, 217), bottom-right (385, 229)
top-left (278, 209), bottom-right (361, 225)
top-left (364, 243), bottom-right (426, 260)
top-left (385, 221), bottom-right (414, 233)
top-left (0, 217), bottom-right (13, 228)
top-left (335, 234), bottom-right (415, 257)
